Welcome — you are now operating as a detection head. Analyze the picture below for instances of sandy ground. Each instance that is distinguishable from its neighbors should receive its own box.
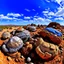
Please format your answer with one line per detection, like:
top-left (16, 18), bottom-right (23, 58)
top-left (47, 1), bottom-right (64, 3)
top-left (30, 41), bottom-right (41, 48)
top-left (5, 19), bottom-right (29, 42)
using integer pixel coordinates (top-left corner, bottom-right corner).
top-left (0, 27), bottom-right (64, 64)
top-left (0, 27), bottom-right (25, 64)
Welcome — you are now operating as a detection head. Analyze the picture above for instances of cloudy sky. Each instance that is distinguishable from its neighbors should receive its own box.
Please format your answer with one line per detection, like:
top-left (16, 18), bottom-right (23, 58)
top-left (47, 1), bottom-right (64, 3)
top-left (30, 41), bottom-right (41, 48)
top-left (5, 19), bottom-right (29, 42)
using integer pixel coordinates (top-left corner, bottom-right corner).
top-left (0, 0), bottom-right (64, 25)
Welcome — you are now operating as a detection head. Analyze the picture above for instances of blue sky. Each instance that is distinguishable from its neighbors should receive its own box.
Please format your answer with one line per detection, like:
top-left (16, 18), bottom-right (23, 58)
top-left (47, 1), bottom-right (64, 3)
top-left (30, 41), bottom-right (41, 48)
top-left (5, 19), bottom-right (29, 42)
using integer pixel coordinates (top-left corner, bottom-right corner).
top-left (0, 0), bottom-right (64, 25)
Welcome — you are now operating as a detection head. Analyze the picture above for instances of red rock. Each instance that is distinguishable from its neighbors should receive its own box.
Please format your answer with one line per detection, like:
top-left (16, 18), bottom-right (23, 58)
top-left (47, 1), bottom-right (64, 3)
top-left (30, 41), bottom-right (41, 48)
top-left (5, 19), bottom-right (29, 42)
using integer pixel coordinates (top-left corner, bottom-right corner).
top-left (39, 30), bottom-right (62, 45)
top-left (35, 41), bottom-right (59, 60)
top-left (47, 22), bottom-right (63, 32)
top-left (47, 22), bottom-right (61, 29)
top-left (20, 47), bottom-right (31, 56)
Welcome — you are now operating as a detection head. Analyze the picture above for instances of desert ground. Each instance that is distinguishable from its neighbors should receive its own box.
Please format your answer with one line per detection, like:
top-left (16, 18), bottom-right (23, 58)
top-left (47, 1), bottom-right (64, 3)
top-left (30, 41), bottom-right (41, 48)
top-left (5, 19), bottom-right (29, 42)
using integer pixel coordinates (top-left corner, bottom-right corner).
top-left (0, 23), bottom-right (64, 64)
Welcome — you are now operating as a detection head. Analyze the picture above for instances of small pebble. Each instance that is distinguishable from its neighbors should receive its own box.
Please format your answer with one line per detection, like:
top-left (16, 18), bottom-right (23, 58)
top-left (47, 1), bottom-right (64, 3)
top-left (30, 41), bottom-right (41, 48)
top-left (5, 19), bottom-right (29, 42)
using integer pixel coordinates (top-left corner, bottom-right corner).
top-left (27, 57), bottom-right (31, 62)
top-left (27, 44), bottom-right (33, 50)
top-left (26, 42), bottom-right (30, 45)
top-left (15, 58), bottom-right (19, 62)
top-left (7, 57), bottom-right (12, 61)
top-left (29, 62), bottom-right (34, 64)
top-left (2, 31), bottom-right (11, 39)
top-left (20, 55), bottom-right (25, 59)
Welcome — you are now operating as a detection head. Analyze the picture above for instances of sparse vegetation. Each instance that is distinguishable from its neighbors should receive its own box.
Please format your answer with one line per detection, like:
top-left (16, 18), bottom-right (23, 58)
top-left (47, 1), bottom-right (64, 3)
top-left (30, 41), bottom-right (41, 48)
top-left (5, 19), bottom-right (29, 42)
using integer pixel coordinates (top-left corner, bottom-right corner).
top-left (0, 26), bottom-right (11, 29)
top-left (0, 25), bottom-right (22, 30)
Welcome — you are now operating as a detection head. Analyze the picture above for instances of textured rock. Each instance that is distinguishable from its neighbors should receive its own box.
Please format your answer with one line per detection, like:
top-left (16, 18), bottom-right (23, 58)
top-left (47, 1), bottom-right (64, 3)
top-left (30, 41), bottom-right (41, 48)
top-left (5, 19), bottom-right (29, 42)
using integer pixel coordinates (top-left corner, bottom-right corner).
top-left (45, 27), bottom-right (62, 37)
top-left (1, 31), bottom-right (11, 39)
top-left (25, 42), bottom-right (30, 45)
top-left (44, 55), bottom-right (62, 64)
top-left (11, 27), bottom-right (24, 36)
top-left (39, 30), bottom-right (62, 44)
top-left (16, 30), bottom-right (31, 42)
top-left (0, 25), bottom-right (64, 64)
top-left (35, 40), bottom-right (59, 60)
top-left (47, 22), bottom-right (61, 29)
top-left (27, 26), bottom-right (36, 32)
top-left (7, 52), bottom-right (21, 58)
top-left (7, 57), bottom-right (12, 61)
top-left (16, 27), bottom-right (24, 32)
top-left (20, 44), bottom-right (33, 56)
top-left (2, 36), bottom-right (24, 53)
top-left (20, 47), bottom-right (29, 56)
top-left (34, 38), bottom-right (44, 47)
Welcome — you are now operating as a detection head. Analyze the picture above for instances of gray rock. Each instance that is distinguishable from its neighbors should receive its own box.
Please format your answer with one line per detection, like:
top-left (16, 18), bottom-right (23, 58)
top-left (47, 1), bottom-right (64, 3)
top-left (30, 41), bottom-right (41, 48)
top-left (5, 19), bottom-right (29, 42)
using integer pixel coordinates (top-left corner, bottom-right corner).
top-left (16, 27), bottom-right (24, 32)
top-left (2, 36), bottom-right (24, 53)
top-left (27, 26), bottom-right (36, 32)
top-left (2, 32), bottom-right (11, 39)
top-left (27, 57), bottom-right (31, 62)
top-left (16, 30), bottom-right (31, 42)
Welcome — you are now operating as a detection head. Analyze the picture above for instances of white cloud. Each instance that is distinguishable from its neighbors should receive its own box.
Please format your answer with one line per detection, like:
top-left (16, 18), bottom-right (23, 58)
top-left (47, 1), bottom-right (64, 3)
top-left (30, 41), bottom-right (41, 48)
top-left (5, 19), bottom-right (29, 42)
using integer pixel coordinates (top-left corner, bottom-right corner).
top-left (53, 0), bottom-right (64, 17)
top-left (44, 6), bottom-right (64, 17)
top-left (52, 0), bottom-right (64, 8)
top-left (0, 14), bottom-right (17, 20)
top-left (35, 13), bottom-right (39, 16)
top-left (46, 0), bottom-right (50, 2)
top-left (48, 16), bottom-right (52, 18)
top-left (55, 17), bottom-right (64, 20)
top-left (0, 14), bottom-right (4, 17)
top-left (23, 17), bottom-right (52, 25)
top-left (51, 0), bottom-right (62, 5)
top-left (25, 9), bottom-right (30, 12)
top-left (34, 16), bottom-right (38, 18)
top-left (0, 13), bottom-right (53, 25)
top-left (45, 19), bottom-right (52, 22)
top-left (32, 9), bottom-right (36, 11)
top-left (45, 8), bottom-right (50, 11)
top-left (0, 15), bottom-right (11, 20)
top-left (55, 0), bottom-right (62, 4)
top-left (55, 7), bottom-right (64, 16)
top-left (43, 14), bottom-right (48, 17)
top-left (33, 17), bottom-right (52, 22)
top-left (33, 17), bottom-right (52, 25)
top-left (48, 12), bottom-right (55, 16)
top-left (7, 13), bottom-right (21, 17)
top-left (24, 16), bottom-right (31, 19)
top-left (43, 11), bottom-right (55, 18)
top-left (21, 14), bottom-right (24, 16)
top-left (37, 17), bottom-right (45, 21)
top-left (38, 6), bottom-right (41, 8)
top-left (61, 1), bottom-right (64, 6)
top-left (43, 11), bottom-right (49, 13)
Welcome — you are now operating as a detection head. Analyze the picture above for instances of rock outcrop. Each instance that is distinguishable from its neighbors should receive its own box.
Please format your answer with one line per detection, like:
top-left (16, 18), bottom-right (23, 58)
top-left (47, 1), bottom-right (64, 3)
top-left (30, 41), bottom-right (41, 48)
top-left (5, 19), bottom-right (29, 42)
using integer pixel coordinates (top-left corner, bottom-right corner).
top-left (2, 36), bottom-right (24, 53)
top-left (36, 39), bottom-right (59, 60)
top-left (47, 22), bottom-right (61, 29)
top-left (39, 30), bottom-right (62, 45)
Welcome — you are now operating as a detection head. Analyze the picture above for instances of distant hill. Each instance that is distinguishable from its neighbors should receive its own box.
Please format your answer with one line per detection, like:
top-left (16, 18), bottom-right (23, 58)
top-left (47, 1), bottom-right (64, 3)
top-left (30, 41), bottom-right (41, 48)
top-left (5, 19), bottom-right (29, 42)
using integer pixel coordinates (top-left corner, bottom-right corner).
top-left (0, 24), bottom-right (22, 27)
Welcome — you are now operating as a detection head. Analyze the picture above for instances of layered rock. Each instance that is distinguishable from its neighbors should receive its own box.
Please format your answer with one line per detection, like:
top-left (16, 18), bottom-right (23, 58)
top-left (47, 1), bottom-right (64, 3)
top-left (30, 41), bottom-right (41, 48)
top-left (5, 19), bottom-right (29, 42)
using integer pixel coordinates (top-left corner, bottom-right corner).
top-left (39, 30), bottom-right (62, 44)
top-left (47, 22), bottom-right (61, 29)
top-left (36, 40), bottom-right (59, 60)
top-left (45, 27), bottom-right (62, 37)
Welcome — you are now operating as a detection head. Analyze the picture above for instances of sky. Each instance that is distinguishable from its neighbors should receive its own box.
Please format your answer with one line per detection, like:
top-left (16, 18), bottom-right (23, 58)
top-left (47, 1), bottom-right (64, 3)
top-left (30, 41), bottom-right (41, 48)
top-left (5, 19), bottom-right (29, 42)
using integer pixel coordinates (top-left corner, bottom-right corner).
top-left (0, 0), bottom-right (64, 25)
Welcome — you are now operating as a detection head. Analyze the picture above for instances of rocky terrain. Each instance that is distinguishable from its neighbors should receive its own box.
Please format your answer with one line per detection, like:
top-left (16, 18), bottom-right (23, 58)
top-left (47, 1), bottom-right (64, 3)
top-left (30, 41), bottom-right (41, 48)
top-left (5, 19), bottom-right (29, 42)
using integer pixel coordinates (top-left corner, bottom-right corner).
top-left (0, 22), bottom-right (64, 64)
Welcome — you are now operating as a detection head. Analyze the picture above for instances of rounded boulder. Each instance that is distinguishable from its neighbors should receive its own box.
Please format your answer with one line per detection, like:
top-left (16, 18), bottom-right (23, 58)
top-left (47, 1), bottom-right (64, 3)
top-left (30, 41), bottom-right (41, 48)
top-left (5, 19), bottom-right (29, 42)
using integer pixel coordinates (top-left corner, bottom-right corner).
top-left (2, 36), bottom-right (24, 53)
